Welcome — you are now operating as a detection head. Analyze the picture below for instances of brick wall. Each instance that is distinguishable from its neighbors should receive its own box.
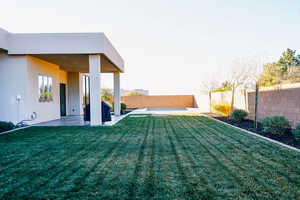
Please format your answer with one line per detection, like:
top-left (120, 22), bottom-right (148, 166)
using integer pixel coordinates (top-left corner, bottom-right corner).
top-left (247, 86), bottom-right (300, 127)
top-left (199, 83), bottom-right (300, 127)
top-left (121, 95), bottom-right (195, 109)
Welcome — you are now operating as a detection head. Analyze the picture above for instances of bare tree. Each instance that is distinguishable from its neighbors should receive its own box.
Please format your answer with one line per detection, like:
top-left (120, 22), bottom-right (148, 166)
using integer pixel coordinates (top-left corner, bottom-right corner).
top-left (200, 78), bottom-right (219, 113)
top-left (229, 56), bottom-right (265, 127)
top-left (228, 58), bottom-right (253, 112)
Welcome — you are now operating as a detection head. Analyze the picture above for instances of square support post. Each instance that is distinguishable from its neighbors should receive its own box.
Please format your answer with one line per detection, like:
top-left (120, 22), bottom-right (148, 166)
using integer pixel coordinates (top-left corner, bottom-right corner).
top-left (113, 72), bottom-right (121, 116)
top-left (89, 55), bottom-right (102, 126)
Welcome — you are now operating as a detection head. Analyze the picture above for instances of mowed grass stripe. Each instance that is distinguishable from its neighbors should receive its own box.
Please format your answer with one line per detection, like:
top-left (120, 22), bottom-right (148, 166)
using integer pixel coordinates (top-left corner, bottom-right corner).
top-left (63, 116), bottom-right (148, 200)
top-left (200, 116), bottom-right (300, 166)
top-left (180, 115), bottom-right (300, 199)
top-left (189, 116), bottom-right (300, 196)
top-left (187, 116), bottom-right (300, 187)
top-left (173, 116), bottom-right (270, 199)
top-left (57, 115), bottom-right (148, 200)
top-left (93, 116), bottom-right (149, 200)
top-left (0, 126), bottom-right (128, 199)
top-left (0, 127), bottom-right (110, 190)
top-left (182, 117), bottom-right (284, 197)
top-left (191, 116), bottom-right (289, 167)
top-left (169, 116), bottom-right (242, 199)
top-left (150, 118), bottom-right (173, 199)
top-left (0, 114), bottom-right (300, 199)
top-left (28, 123), bottom-right (136, 199)
top-left (192, 116), bottom-right (300, 185)
top-left (167, 117), bottom-right (219, 199)
top-left (0, 127), bottom-right (85, 171)
top-left (133, 116), bottom-right (156, 199)
top-left (127, 115), bottom-right (153, 199)
top-left (0, 126), bottom-right (93, 164)
top-left (164, 117), bottom-right (216, 200)
top-left (170, 116), bottom-right (246, 198)
top-left (159, 116), bottom-right (188, 199)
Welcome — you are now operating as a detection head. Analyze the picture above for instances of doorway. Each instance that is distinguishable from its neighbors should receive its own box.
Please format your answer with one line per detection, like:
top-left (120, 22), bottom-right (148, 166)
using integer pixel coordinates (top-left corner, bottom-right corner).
top-left (60, 83), bottom-right (67, 116)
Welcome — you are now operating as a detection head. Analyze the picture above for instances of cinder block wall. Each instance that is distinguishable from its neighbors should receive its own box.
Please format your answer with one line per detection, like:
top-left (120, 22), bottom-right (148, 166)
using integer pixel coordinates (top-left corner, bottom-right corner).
top-left (121, 95), bottom-right (195, 109)
top-left (199, 83), bottom-right (300, 128)
top-left (247, 86), bottom-right (300, 127)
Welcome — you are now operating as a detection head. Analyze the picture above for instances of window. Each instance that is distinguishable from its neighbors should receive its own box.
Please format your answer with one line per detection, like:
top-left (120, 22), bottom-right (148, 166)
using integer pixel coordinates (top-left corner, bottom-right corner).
top-left (38, 75), bottom-right (53, 102)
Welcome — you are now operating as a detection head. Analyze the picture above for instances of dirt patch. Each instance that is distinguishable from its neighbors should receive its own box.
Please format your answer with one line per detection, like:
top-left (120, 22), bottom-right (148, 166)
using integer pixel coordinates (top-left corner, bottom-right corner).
top-left (213, 116), bottom-right (300, 150)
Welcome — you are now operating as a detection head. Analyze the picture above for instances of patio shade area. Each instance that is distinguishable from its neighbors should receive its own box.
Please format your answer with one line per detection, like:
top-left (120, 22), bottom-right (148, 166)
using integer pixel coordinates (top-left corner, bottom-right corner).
top-left (0, 114), bottom-right (300, 199)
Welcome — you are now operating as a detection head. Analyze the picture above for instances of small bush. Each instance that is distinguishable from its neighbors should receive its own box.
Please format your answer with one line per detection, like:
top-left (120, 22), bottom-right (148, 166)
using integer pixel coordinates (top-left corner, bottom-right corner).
top-left (293, 123), bottom-right (300, 142)
top-left (231, 109), bottom-right (248, 121)
top-left (212, 103), bottom-right (232, 116)
top-left (260, 116), bottom-right (291, 135)
top-left (111, 102), bottom-right (127, 114)
top-left (0, 121), bottom-right (15, 133)
top-left (121, 103), bottom-right (127, 111)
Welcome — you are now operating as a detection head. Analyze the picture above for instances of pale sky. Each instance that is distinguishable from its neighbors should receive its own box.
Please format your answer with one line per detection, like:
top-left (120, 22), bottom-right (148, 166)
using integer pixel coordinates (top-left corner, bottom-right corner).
top-left (1, 0), bottom-right (300, 95)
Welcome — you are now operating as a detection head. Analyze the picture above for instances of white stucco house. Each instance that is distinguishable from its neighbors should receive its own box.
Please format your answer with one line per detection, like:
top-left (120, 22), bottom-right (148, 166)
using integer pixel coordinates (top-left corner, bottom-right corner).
top-left (0, 28), bottom-right (124, 126)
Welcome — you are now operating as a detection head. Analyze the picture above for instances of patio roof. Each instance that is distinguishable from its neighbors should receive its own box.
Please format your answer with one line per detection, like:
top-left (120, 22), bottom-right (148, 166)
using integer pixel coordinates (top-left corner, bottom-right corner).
top-left (0, 28), bottom-right (124, 73)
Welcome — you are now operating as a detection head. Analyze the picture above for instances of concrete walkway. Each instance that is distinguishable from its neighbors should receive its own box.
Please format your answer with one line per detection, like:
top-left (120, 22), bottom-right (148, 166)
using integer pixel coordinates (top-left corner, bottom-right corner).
top-left (131, 107), bottom-right (200, 115)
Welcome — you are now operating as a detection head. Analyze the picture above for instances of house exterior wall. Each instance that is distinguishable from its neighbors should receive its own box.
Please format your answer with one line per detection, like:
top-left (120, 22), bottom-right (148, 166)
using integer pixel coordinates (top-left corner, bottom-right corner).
top-left (0, 53), bottom-right (84, 124)
top-left (0, 28), bottom-right (9, 50)
top-left (1, 28), bottom-right (124, 126)
top-left (59, 70), bottom-right (68, 84)
top-left (122, 95), bottom-right (195, 109)
top-left (0, 53), bottom-right (28, 124)
top-left (26, 56), bottom-right (62, 124)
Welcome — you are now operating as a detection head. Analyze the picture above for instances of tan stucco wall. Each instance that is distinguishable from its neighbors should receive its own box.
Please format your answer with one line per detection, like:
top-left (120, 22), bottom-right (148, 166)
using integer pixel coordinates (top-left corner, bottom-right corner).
top-left (0, 54), bottom-right (66, 124)
top-left (0, 53), bottom-right (88, 124)
top-left (59, 70), bottom-right (68, 84)
top-left (121, 95), bottom-right (195, 109)
top-left (194, 90), bottom-right (247, 113)
top-left (26, 56), bottom-right (62, 124)
top-left (0, 54), bottom-right (28, 124)
top-left (211, 90), bottom-right (247, 110)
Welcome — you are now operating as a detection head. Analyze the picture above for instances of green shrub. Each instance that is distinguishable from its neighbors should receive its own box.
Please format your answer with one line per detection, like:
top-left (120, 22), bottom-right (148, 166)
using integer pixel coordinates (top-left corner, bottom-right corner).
top-left (111, 102), bottom-right (127, 113)
top-left (260, 116), bottom-right (291, 135)
top-left (0, 121), bottom-right (15, 133)
top-left (293, 123), bottom-right (300, 142)
top-left (121, 102), bottom-right (127, 111)
top-left (231, 109), bottom-right (248, 121)
top-left (212, 103), bottom-right (232, 116)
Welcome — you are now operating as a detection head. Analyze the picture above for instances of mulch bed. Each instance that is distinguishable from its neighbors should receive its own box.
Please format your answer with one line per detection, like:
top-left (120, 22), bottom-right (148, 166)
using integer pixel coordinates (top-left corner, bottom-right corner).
top-left (213, 116), bottom-right (300, 150)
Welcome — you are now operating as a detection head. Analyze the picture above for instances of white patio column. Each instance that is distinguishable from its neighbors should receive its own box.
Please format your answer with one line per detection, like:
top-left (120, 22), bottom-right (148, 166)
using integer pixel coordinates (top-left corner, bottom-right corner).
top-left (67, 72), bottom-right (83, 116)
top-left (113, 72), bottom-right (121, 116)
top-left (89, 55), bottom-right (102, 126)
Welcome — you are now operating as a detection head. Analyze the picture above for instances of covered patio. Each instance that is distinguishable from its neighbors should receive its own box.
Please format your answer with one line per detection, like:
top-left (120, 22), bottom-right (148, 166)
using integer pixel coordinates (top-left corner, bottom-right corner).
top-left (3, 31), bottom-right (124, 126)
top-left (32, 53), bottom-right (123, 126)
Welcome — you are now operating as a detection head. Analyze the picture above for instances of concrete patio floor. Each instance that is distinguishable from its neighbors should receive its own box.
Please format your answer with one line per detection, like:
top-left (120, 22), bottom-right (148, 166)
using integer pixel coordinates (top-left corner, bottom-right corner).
top-left (32, 114), bottom-right (128, 126)
top-left (32, 108), bottom-right (199, 127)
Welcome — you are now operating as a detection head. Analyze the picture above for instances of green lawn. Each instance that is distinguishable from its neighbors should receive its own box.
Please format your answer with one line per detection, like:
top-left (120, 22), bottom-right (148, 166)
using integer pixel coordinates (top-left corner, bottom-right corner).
top-left (0, 114), bottom-right (300, 200)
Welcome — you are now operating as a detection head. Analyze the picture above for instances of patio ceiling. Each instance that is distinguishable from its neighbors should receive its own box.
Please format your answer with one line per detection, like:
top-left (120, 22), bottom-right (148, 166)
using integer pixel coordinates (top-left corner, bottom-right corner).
top-left (33, 54), bottom-right (120, 73)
